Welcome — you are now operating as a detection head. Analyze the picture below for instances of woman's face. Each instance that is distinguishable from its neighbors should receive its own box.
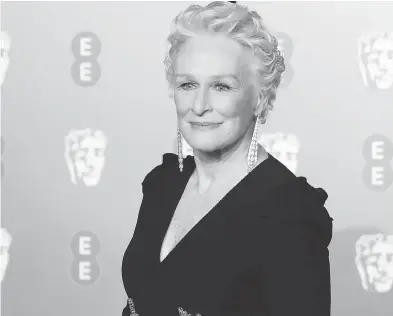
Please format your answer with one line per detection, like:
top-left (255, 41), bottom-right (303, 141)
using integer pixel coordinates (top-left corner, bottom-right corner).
top-left (173, 34), bottom-right (259, 154)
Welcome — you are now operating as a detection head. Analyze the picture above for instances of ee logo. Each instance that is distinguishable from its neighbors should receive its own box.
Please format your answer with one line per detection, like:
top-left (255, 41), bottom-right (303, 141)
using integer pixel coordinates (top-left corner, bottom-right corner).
top-left (71, 32), bottom-right (101, 86)
top-left (71, 231), bottom-right (100, 285)
top-left (363, 135), bottom-right (393, 191)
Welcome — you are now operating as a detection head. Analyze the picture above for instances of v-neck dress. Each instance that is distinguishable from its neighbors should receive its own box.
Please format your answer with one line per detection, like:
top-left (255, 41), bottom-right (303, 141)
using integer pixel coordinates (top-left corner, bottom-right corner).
top-left (121, 153), bottom-right (333, 316)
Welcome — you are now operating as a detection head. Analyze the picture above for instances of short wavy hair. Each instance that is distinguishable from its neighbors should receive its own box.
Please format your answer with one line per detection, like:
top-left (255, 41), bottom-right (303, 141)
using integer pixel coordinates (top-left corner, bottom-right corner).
top-left (164, 1), bottom-right (285, 117)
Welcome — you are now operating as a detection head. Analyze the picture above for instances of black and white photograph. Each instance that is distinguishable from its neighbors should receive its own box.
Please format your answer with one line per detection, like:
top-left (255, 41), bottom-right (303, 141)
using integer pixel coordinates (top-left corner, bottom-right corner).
top-left (1, 1), bottom-right (393, 316)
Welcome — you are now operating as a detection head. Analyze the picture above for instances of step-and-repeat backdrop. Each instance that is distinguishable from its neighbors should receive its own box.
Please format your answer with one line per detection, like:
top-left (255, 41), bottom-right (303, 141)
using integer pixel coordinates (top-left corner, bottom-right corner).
top-left (1, 1), bottom-right (393, 315)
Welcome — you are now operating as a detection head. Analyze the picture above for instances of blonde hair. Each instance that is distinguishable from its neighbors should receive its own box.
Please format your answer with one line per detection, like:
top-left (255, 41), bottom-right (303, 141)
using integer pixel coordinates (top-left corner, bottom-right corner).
top-left (164, 1), bottom-right (285, 116)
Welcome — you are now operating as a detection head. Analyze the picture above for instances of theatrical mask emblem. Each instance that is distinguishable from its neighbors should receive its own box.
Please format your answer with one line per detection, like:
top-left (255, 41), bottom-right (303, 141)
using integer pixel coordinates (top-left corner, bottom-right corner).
top-left (273, 32), bottom-right (294, 88)
top-left (64, 129), bottom-right (108, 187)
top-left (0, 30), bottom-right (11, 87)
top-left (0, 228), bottom-right (12, 283)
top-left (358, 32), bottom-right (393, 90)
top-left (355, 233), bottom-right (393, 293)
top-left (258, 132), bottom-right (300, 174)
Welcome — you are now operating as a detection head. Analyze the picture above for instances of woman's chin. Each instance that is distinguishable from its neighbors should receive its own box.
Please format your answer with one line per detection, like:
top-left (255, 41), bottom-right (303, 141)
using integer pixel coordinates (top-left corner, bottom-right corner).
top-left (189, 146), bottom-right (223, 155)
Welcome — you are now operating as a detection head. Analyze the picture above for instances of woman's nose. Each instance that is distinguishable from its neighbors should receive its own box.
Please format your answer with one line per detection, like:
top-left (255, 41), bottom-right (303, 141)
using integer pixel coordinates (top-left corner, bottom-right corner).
top-left (192, 87), bottom-right (211, 114)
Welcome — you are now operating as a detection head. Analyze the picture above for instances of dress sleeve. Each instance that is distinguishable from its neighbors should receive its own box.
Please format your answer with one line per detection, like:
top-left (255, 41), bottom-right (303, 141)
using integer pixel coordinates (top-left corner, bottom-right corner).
top-left (121, 154), bottom-right (178, 316)
top-left (121, 298), bottom-right (138, 316)
top-left (257, 218), bottom-right (332, 316)
top-left (121, 304), bottom-right (129, 316)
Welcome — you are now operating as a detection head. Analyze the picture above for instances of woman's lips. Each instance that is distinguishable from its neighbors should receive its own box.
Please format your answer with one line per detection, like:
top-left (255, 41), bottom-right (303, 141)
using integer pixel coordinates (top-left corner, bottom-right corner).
top-left (190, 122), bottom-right (222, 126)
top-left (190, 122), bottom-right (222, 129)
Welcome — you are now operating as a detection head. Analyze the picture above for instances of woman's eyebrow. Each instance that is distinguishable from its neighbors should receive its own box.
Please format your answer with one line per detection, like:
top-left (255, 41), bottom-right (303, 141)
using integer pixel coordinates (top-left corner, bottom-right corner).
top-left (175, 74), bottom-right (240, 83)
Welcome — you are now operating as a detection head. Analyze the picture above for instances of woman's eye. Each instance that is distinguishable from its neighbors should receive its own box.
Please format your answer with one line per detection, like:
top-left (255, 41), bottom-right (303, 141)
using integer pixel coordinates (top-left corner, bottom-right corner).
top-left (214, 84), bottom-right (231, 92)
top-left (179, 83), bottom-right (195, 90)
top-left (178, 82), bottom-right (231, 91)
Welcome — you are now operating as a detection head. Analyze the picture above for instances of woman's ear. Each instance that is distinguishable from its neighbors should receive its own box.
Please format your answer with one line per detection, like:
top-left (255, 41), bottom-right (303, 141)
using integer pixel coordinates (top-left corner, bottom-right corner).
top-left (254, 93), bottom-right (270, 124)
top-left (254, 91), bottom-right (266, 117)
top-left (168, 85), bottom-right (174, 99)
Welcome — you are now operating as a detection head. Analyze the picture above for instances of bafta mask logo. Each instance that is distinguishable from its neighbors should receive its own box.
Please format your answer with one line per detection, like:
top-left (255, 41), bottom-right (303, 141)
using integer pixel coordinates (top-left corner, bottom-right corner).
top-left (358, 32), bottom-right (393, 90)
top-left (355, 233), bottom-right (393, 293)
top-left (0, 30), bottom-right (11, 87)
top-left (273, 32), bottom-right (294, 88)
top-left (0, 228), bottom-right (12, 283)
top-left (64, 129), bottom-right (108, 187)
top-left (258, 132), bottom-right (300, 174)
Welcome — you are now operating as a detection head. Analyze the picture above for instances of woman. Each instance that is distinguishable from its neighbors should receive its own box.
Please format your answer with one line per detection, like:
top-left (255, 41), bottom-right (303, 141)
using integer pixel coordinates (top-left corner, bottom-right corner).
top-left (122, 2), bottom-right (333, 315)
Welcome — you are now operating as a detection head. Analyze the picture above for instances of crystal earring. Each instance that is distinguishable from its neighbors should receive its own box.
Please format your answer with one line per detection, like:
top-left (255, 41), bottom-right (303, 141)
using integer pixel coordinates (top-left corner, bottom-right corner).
top-left (247, 113), bottom-right (262, 173)
top-left (177, 125), bottom-right (184, 172)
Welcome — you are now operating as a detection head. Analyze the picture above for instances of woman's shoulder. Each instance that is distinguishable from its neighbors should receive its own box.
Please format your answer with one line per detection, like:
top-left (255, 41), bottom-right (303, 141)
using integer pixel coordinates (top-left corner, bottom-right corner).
top-left (141, 153), bottom-right (194, 191)
top-left (142, 153), bottom-right (178, 184)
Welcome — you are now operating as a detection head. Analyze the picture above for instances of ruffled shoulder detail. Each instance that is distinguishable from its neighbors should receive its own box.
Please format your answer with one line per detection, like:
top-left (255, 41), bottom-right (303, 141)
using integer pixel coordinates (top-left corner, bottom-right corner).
top-left (162, 153), bottom-right (195, 169)
top-left (141, 153), bottom-right (195, 193)
top-left (161, 153), bottom-right (196, 174)
top-left (262, 177), bottom-right (333, 222)
top-left (162, 153), bottom-right (179, 165)
top-left (253, 176), bottom-right (333, 246)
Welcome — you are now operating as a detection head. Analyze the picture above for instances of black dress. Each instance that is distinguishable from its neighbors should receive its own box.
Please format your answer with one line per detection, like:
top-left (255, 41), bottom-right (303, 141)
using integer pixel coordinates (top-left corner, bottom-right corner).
top-left (121, 153), bottom-right (333, 316)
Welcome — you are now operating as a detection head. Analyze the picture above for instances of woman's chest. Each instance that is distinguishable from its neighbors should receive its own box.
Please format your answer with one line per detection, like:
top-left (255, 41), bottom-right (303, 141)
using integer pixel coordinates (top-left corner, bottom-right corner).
top-left (157, 218), bottom-right (263, 316)
top-left (160, 192), bottom-right (225, 259)
top-left (158, 209), bottom-right (262, 291)
top-left (125, 200), bottom-right (266, 315)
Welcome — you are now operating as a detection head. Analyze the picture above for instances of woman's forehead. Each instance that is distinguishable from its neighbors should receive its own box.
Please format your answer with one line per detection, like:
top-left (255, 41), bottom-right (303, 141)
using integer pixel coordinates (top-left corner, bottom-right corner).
top-left (178, 34), bottom-right (246, 58)
top-left (174, 35), bottom-right (253, 77)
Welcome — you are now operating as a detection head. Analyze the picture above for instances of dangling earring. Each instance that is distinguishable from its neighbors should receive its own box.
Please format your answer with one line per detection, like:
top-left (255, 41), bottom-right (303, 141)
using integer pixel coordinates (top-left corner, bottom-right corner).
top-left (247, 113), bottom-right (262, 173)
top-left (177, 125), bottom-right (183, 172)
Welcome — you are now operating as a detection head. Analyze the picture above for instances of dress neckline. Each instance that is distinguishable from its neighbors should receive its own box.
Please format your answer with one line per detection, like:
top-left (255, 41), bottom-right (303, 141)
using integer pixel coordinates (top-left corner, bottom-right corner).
top-left (158, 152), bottom-right (273, 266)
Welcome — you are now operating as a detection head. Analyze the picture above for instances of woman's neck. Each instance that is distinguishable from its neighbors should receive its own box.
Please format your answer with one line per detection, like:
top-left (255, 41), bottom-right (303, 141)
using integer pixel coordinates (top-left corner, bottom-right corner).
top-left (191, 143), bottom-right (267, 195)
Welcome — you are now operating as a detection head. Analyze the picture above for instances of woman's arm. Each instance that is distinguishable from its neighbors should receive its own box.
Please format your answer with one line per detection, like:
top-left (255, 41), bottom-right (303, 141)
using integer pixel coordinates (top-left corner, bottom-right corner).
top-left (259, 219), bottom-right (332, 316)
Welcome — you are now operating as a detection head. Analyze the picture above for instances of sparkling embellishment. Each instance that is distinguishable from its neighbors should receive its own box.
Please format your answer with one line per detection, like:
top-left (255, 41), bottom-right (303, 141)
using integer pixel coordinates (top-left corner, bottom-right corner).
top-left (247, 114), bottom-right (261, 174)
top-left (178, 306), bottom-right (202, 316)
top-left (178, 307), bottom-right (191, 316)
top-left (177, 126), bottom-right (184, 172)
top-left (127, 298), bottom-right (139, 316)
